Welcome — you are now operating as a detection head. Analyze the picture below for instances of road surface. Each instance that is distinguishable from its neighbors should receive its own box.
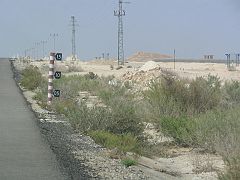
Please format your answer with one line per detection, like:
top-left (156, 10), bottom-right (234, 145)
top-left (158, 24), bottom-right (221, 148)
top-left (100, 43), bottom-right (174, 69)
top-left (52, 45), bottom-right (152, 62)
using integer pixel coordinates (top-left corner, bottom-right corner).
top-left (0, 59), bottom-right (67, 180)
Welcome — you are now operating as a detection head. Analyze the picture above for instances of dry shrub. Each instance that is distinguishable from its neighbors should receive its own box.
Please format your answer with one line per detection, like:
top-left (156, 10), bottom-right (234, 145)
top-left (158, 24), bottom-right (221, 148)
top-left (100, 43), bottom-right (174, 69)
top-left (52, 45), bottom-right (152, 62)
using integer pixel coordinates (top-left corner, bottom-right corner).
top-left (20, 65), bottom-right (46, 91)
top-left (195, 107), bottom-right (240, 178)
top-left (144, 74), bottom-right (222, 119)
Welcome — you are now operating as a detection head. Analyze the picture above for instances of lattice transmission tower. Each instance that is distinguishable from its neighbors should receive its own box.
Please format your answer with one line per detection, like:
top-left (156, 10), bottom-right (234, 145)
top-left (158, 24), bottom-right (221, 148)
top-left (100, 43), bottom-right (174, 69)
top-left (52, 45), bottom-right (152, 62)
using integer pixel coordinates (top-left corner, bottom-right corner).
top-left (114, 0), bottom-right (129, 66)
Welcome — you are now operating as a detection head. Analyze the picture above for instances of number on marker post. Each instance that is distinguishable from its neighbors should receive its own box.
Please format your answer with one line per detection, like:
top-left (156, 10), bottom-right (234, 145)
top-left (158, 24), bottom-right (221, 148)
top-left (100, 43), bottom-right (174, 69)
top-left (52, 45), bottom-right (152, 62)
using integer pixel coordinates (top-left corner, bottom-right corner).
top-left (55, 53), bottom-right (62, 61)
top-left (53, 90), bottom-right (61, 97)
top-left (54, 71), bottom-right (62, 79)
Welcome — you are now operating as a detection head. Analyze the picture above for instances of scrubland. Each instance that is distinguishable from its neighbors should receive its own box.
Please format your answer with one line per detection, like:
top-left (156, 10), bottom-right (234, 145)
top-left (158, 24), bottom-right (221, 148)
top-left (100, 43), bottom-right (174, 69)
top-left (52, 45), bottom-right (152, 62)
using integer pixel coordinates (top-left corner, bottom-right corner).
top-left (20, 62), bottom-right (240, 179)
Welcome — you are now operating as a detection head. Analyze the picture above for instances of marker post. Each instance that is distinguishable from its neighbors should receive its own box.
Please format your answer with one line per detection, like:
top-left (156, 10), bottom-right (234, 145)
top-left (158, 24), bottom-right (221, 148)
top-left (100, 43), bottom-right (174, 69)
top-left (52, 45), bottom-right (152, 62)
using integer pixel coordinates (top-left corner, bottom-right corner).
top-left (47, 52), bottom-right (55, 105)
top-left (47, 52), bottom-right (62, 105)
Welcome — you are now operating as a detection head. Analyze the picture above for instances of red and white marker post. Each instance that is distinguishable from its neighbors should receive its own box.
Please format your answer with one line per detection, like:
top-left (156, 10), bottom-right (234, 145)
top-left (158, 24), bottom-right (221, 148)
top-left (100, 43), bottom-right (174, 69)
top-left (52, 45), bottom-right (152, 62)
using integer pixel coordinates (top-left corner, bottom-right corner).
top-left (47, 52), bottom-right (55, 105)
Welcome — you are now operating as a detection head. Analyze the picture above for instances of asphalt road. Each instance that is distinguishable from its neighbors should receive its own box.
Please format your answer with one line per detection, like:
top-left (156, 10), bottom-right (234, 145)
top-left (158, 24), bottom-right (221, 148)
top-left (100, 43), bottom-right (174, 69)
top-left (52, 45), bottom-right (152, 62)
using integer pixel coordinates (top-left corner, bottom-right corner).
top-left (0, 60), bottom-right (67, 180)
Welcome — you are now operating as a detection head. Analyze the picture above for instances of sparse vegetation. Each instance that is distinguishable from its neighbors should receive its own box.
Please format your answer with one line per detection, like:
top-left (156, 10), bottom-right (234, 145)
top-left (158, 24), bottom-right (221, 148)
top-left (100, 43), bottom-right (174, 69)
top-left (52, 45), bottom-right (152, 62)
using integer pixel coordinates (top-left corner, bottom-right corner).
top-left (143, 73), bottom-right (240, 178)
top-left (20, 64), bottom-right (240, 177)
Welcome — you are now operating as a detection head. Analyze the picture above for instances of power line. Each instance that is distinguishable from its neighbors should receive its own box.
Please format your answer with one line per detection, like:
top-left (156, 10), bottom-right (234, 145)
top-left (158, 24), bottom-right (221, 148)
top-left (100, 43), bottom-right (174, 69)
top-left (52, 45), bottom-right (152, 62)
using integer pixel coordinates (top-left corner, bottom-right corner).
top-left (114, 0), bottom-right (129, 66)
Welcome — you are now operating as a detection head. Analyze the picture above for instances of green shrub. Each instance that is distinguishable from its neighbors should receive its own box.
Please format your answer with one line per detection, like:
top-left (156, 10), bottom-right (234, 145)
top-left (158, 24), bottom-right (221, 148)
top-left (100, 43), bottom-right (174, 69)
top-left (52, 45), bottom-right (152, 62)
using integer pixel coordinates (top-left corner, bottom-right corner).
top-left (62, 99), bottom-right (143, 137)
top-left (121, 158), bottom-right (137, 167)
top-left (53, 75), bottom-right (102, 98)
top-left (106, 99), bottom-right (143, 136)
top-left (144, 74), bottom-right (222, 118)
top-left (33, 90), bottom-right (48, 108)
top-left (194, 107), bottom-right (240, 178)
top-left (65, 104), bottom-right (110, 132)
top-left (160, 116), bottom-right (196, 146)
top-left (53, 99), bottom-right (76, 115)
top-left (194, 107), bottom-right (240, 152)
top-left (223, 81), bottom-right (240, 105)
top-left (49, 74), bottom-right (143, 137)
top-left (188, 75), bottom-right (221, 113)
top-left (89, 131), bottom-right (140, 154)
top-left (20, 65), bottom-right (46, 90)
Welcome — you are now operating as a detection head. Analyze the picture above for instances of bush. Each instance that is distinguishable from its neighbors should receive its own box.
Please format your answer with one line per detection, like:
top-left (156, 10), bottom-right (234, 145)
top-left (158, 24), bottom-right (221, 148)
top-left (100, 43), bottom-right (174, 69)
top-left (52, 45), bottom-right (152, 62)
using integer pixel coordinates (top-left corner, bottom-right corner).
top-left (188, 75), bottom-right (221, 113)
top-left (62, 100), bottom-right (143, 137)
top-left (194, 107), bottom-right (240, 152)
top-left (222, 81), bottom-right (240, 105)
top-left (160, 116), bottom-right (196, 146)
top-left (194, 107), bottom-right (240, 178)
top-left (121, 158), bottom-right (137, 167)
top-left (145, 75), bottom-right (221, 117)
top-left (51, 74), bottom-right (143, 137)
top-left (106, 99), bottom-right (143, 136)
top-left (53, 99), bottom-right (76, 115)
top-left (89, 131), bottom-right (140, 154)
top-left (20, 66), bottom-right (46, 90)
top-left (65, 104), bottom-right (110, 132)
top-left (33, 90), bottom-right (48, 108)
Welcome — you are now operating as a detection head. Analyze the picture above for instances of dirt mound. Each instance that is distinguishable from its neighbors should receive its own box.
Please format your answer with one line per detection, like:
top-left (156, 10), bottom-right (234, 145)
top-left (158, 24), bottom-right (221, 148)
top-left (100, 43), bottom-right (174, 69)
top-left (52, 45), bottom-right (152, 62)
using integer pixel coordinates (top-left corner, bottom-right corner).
top-left (122, 67), bottom-right (161, 83)
top-left (128, 52), bottom-right (172, 62)
top-left (139, 61), bottom-right (160, 71)
top-left (121, 67), bottom-right (163, 92)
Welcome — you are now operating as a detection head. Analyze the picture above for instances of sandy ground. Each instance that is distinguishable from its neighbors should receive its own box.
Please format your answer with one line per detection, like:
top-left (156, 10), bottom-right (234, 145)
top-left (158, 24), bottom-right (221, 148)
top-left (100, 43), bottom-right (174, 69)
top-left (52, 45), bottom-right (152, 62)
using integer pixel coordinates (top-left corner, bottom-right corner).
top-left (23, 58), bottom-right (240, 82)
top-left (63, 60), bottom-right (239, 82)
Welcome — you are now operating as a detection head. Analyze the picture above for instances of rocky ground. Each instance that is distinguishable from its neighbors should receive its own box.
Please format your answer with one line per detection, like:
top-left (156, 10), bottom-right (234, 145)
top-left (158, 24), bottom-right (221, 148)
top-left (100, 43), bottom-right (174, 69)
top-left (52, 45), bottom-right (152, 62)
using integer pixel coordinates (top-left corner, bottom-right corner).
top-left (11, 59), bottom-right (227, 180)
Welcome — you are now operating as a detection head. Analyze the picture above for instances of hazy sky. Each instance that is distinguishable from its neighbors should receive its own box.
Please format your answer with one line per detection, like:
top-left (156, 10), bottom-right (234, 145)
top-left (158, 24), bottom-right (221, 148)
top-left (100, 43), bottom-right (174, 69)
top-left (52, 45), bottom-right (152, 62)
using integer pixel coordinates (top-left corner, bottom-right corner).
top-left (0, 0), bottom-right (239, 60)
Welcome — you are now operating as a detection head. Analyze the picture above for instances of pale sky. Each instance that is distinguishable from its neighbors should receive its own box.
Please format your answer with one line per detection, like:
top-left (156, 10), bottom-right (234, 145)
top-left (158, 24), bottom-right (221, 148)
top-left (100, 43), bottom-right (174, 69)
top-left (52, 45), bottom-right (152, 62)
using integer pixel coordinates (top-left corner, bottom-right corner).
top-left (0, 0), bottom-right (239, 60)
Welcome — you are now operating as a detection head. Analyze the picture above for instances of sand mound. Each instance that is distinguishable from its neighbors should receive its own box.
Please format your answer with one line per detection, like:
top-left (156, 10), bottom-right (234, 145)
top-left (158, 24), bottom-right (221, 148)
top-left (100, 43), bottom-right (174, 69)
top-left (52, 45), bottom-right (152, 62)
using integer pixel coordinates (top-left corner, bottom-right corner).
top-left (139, 61), bottom-right (160, 71)
top-left (128, 51), bottom-right (172, 62)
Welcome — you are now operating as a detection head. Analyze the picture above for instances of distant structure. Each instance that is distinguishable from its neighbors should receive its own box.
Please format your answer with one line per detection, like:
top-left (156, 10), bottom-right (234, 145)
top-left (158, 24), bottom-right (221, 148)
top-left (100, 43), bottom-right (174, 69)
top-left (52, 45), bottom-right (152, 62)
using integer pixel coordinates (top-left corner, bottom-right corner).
top-left (204, 55), bottom-right (214, 60)
top-left (70, 16), bottom-right (77, 61)
top-left (225, 53), bottom-right (240, 69)
top-left (114, 0), bottom-right (129, 66)
top-left (101, 53), bottom-right (110, 60)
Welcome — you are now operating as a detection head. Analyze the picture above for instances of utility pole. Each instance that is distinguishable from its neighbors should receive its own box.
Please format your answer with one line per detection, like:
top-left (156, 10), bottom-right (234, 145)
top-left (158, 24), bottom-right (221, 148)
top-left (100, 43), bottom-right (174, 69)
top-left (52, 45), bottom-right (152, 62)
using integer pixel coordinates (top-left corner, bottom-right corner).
top-left (41, 40), bottom-right (47, 59)
top-left (35, 43), bottom-right (38, 60)
top-left (174, 49), bottom-right (176, 70)
top-left (50, 33), bottom-right (58, 52)
top-left (70, 16), bottom-right (77, 61)
top-left (24, 49), bottom-right (27, 57)
top-left (236, 53), bottom-right (240, 67)
top-left (225, 53), bottom-right (231, 69)
top-left (114, 0), bottom-right (129, 66)
top-left (31, 47), bottom-right (35, 60)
